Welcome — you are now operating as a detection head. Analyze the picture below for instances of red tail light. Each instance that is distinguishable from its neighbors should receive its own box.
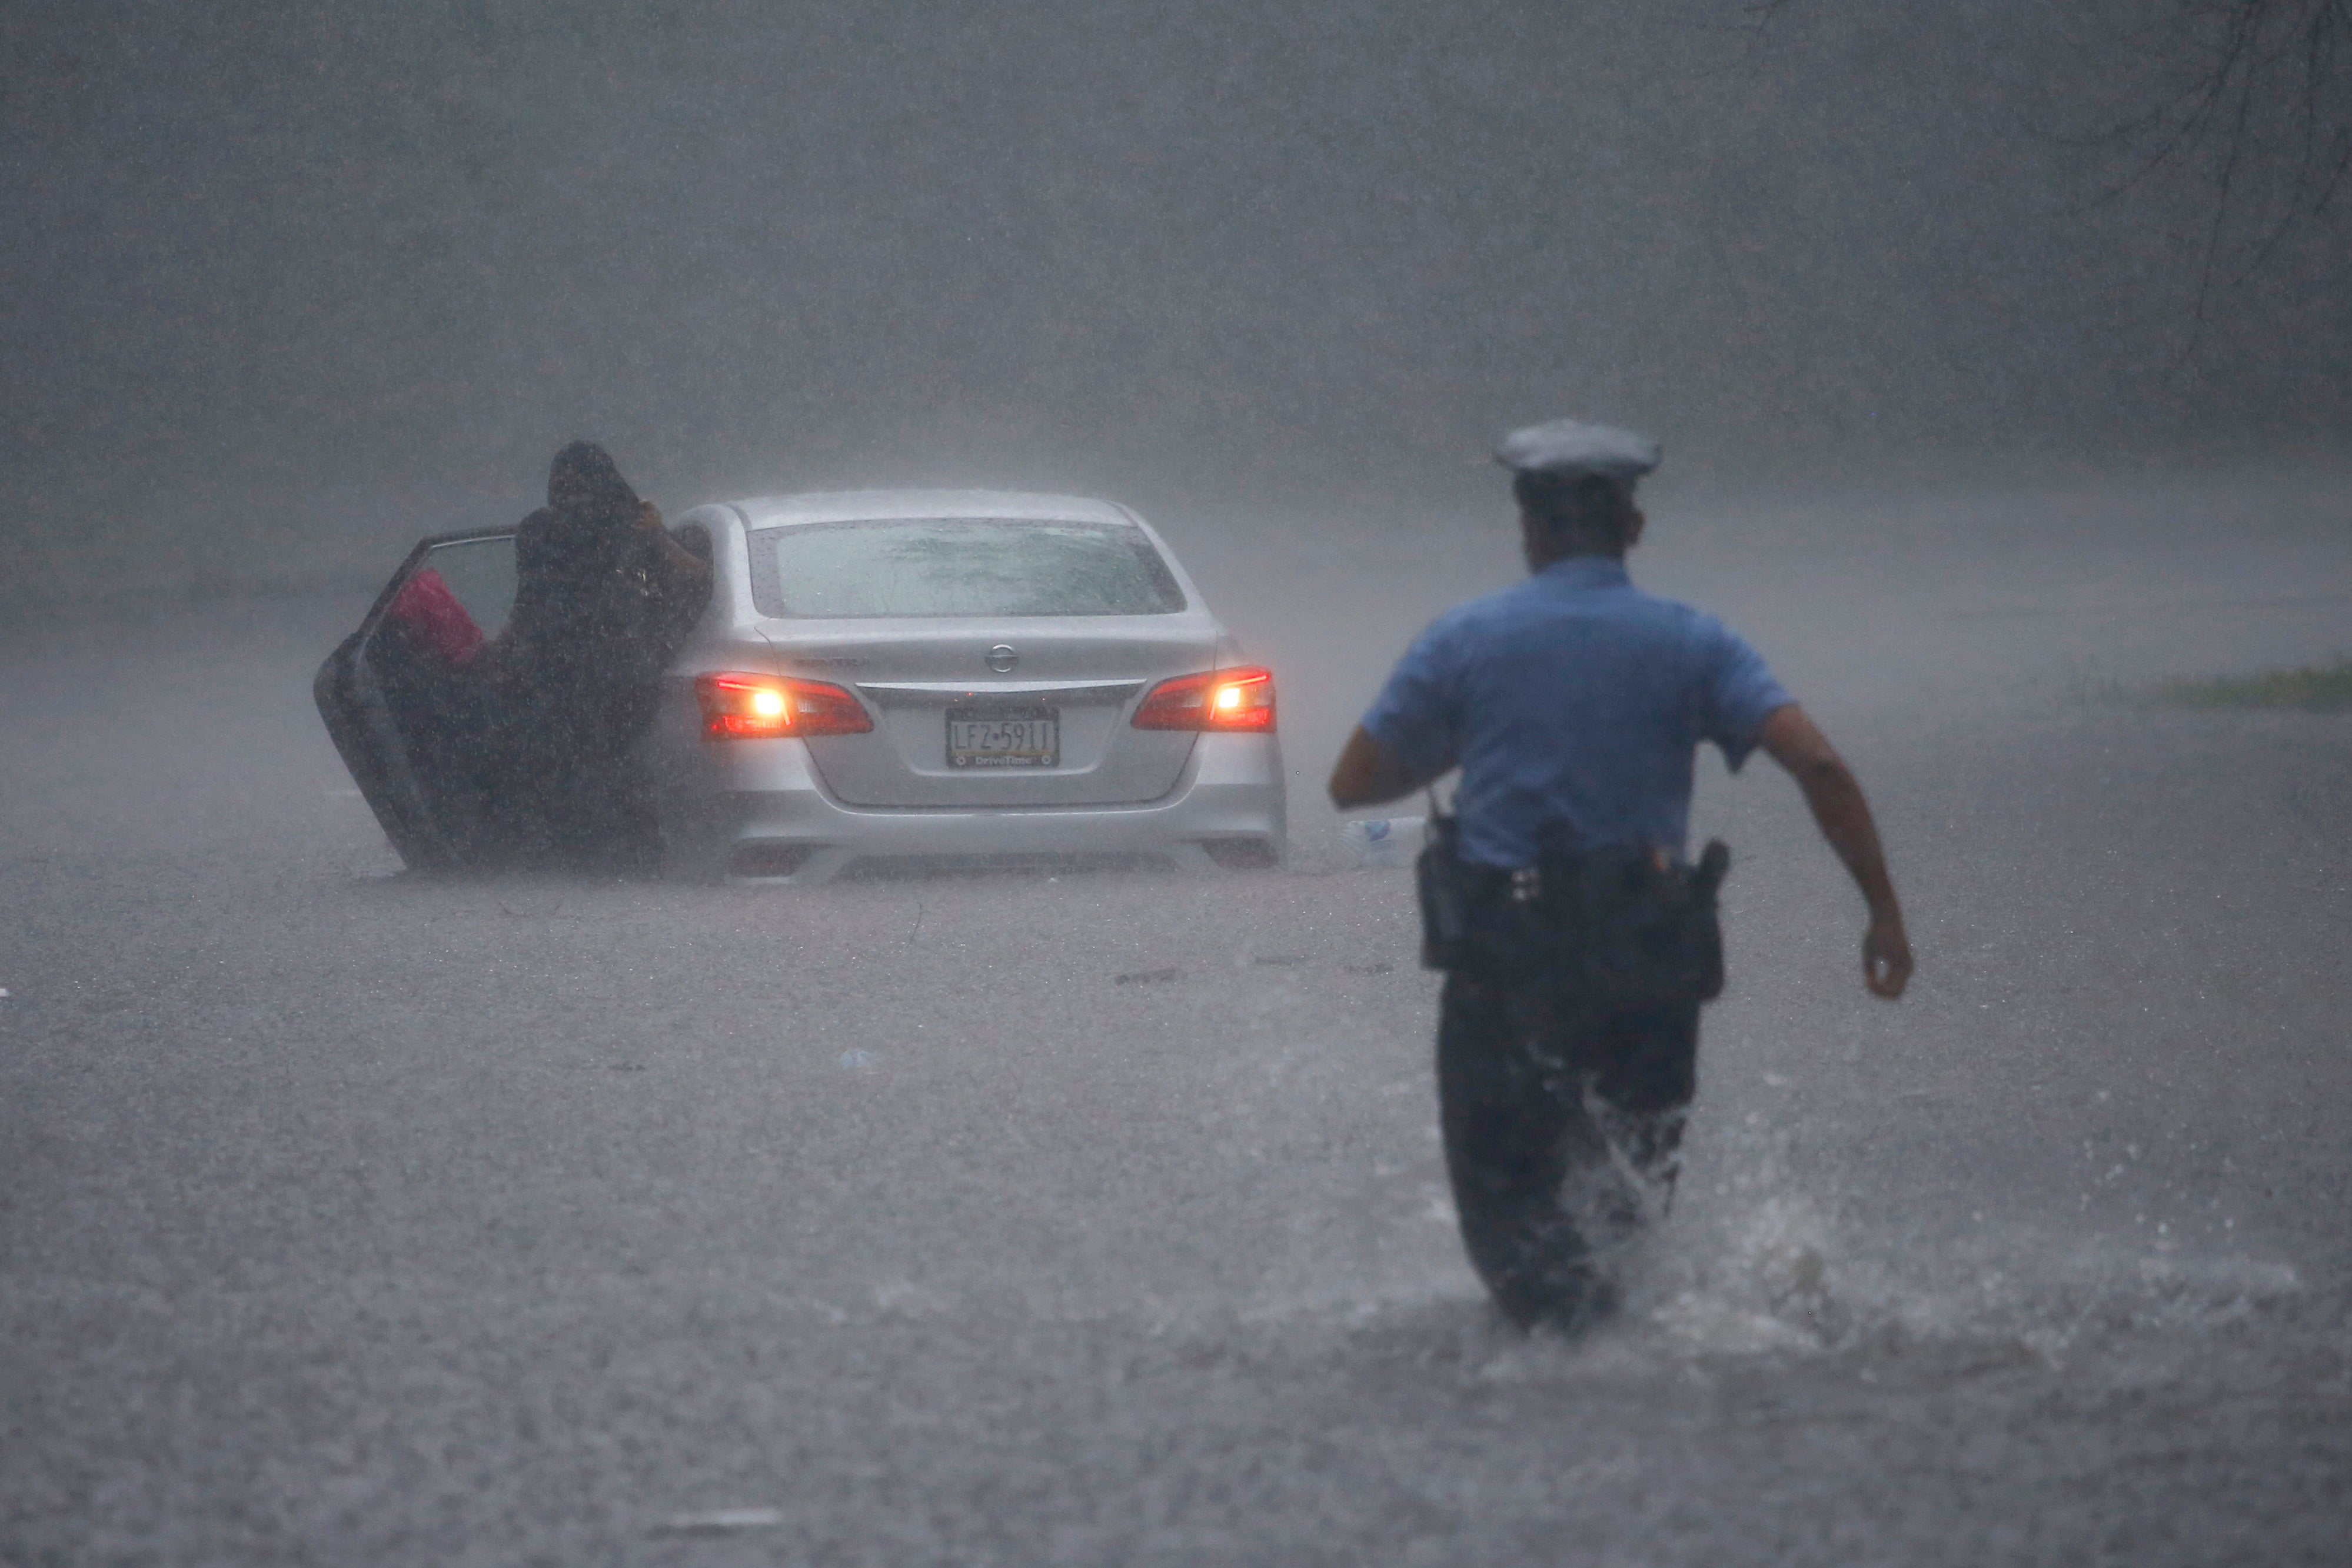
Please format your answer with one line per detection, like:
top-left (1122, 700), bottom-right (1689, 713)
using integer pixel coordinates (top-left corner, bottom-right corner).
top-left (694, 673), bottom-right (873, 739)
top-left (1131, 667), bottom-right (1276, 733)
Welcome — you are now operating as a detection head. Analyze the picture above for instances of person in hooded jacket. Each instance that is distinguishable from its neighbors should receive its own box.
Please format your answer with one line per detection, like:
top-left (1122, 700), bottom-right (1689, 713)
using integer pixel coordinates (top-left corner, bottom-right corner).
top-left (480, 441), bottom-right (712, 872)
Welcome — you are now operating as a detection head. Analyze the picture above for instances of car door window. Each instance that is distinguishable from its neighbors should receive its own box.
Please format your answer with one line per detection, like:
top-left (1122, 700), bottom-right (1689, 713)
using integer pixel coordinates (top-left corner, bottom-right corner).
top-left (418, 535), bottom-right (519, 641)
top-left (330, 532), bottom-right (518, 868)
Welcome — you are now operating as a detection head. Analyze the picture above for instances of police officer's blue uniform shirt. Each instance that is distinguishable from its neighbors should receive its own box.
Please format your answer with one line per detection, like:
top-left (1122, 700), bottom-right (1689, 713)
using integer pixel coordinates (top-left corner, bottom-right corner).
top-left (1362, 557), bottom-right (1794, 868)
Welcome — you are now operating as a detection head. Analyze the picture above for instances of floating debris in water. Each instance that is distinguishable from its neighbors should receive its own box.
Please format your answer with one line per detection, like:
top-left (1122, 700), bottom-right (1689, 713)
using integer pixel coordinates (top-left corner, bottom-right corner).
top-left (650, 1507), bottom-right (784, 1537)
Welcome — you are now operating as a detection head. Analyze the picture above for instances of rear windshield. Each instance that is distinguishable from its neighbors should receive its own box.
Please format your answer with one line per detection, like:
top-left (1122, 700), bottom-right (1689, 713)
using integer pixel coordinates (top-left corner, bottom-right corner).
top-left (748, 518), bottom-right (1186, 618)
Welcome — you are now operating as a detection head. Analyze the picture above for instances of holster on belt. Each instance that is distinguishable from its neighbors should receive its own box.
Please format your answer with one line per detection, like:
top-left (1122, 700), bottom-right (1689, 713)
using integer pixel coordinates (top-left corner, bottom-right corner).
top-left (1415, 806), bottom-right (1485, 973)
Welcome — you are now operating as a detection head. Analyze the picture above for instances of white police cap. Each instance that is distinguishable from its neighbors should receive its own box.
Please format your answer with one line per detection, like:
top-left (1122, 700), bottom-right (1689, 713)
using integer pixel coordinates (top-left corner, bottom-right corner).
top-left (1493, 418), bottom-right (1661, 484)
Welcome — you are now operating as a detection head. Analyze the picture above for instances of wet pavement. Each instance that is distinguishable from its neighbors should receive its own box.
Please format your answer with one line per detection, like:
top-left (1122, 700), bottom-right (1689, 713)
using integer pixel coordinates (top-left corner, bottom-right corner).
top-left (4, 483), bottom-right (2350, 1564)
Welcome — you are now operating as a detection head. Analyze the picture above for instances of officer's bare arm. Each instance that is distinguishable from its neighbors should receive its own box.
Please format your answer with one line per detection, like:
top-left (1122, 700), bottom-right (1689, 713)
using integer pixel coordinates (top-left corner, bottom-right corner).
top-left (1328, 725), bottom-right (1433, 810)
top-left (1757, 705), bottom-right (1914, 1000)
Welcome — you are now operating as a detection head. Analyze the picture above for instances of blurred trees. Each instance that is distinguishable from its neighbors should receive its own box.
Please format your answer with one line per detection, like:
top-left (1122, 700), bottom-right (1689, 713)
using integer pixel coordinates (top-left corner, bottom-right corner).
top-left (2130, 2), bottom-right (2349, 212)
top-left (1754, 1), bottom-right (2348, 312)
top-left (2108, 1), bottom-right (2348, 318)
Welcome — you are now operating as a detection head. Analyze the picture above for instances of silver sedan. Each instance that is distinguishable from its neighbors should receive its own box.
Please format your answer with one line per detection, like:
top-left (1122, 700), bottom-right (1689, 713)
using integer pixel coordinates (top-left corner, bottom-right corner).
top-left (317, 490), bottom-right (1288, 881)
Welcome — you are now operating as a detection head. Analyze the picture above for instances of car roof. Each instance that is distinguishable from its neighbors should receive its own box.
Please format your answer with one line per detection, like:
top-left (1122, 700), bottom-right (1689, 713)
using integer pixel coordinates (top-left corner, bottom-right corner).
top-left (731, 490), bottom-right (1139, 528)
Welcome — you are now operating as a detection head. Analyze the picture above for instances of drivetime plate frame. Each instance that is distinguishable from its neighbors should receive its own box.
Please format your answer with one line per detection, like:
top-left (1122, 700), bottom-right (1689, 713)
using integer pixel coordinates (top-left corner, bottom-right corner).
top-left (945, 702), bottom-right (1060, 768)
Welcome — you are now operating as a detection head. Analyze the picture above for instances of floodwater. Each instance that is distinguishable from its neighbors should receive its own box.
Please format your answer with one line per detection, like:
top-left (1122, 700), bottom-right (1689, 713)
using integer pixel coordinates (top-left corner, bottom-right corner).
top-left (3, 474), bottom-right (2350, 1564)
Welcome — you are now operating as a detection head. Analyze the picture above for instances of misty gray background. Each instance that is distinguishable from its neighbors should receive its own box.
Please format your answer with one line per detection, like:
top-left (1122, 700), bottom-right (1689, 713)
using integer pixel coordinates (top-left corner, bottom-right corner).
top-left (6, 0), bottom-right (2348, 605)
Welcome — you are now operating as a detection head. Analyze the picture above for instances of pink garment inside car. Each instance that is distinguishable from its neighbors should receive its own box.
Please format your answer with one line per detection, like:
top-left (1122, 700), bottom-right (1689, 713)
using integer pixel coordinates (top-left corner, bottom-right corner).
top-left (386, 567), bottom-right (484, 665)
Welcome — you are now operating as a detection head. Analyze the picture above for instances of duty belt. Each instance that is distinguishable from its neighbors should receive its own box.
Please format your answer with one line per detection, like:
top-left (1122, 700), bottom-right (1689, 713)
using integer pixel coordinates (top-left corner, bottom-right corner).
top-left (1462, 844), bottom-right (1708, 908)
top-left (1419, 819), bottom-right (1731, 1003)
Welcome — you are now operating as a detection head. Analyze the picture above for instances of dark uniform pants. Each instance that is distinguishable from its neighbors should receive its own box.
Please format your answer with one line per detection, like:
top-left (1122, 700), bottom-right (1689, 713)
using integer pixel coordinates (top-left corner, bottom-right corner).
top-left (1436, 964), bottom-right (1698, 1329)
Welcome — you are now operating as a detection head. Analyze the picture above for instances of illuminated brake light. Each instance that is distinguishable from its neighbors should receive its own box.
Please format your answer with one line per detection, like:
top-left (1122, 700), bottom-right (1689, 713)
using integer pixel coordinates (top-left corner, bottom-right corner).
top-left (1132, 667), bottom-right (1276, 733)
top-left (694, 673), bottom-right (873, 739)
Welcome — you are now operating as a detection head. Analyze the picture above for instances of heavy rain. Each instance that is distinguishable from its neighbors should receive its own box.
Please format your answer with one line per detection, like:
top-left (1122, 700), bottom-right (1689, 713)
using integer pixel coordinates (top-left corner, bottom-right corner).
top-left (4, 2), bottom-right (2348, 1562)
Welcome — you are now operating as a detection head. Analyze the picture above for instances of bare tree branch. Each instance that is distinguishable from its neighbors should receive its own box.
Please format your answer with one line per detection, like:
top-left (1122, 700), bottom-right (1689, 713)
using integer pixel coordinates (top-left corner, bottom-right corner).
top-left (2140, 2), bottom-right (2350, 335)
top-left (1739, 2), bottom-right (2349, 337)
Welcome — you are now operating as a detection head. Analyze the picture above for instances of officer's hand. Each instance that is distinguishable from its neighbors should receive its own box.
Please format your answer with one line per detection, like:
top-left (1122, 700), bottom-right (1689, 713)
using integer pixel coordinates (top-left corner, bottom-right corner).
top-left (634, 499), bottom-right (666, 534)
top-left (1863, 914), bottom-right (1911, 999)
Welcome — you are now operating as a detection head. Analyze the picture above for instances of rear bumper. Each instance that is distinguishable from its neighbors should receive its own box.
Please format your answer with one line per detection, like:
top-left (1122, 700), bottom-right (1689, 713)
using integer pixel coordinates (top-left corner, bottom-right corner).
top-left (653, 730), bottom-right (1287, 883)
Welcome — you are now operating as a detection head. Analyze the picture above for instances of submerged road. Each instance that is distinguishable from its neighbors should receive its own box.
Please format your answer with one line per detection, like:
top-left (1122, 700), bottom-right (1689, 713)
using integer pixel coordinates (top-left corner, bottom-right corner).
top-left (4, 484), bottom-right (2350, 1564)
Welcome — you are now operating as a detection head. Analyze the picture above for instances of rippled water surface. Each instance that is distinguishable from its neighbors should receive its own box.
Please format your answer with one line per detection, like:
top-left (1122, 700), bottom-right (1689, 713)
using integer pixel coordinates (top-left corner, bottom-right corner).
top-left (4, 487), bottom-right (2349, 1564)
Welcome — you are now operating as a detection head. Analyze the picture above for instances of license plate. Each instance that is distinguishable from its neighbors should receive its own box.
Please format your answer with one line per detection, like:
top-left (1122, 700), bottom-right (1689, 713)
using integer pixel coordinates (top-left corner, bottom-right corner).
top-left (946, 703), bottom-right (1059, 768)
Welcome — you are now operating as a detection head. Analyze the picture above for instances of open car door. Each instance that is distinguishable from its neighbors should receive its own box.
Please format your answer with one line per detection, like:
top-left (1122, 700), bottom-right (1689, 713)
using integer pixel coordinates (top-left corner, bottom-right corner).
top-left (314, 530), bottom-right (517, 870)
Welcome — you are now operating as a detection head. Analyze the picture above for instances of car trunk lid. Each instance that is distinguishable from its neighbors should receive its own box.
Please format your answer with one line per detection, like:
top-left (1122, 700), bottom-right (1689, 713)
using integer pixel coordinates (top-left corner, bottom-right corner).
top-left (759, 620), bottom-right (1219, 806)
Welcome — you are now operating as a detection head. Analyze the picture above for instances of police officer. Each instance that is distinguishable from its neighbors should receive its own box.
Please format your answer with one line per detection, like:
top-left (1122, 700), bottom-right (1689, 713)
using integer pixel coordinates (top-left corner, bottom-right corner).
top-left (1327, 418), bottom-right (1912, 1330)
